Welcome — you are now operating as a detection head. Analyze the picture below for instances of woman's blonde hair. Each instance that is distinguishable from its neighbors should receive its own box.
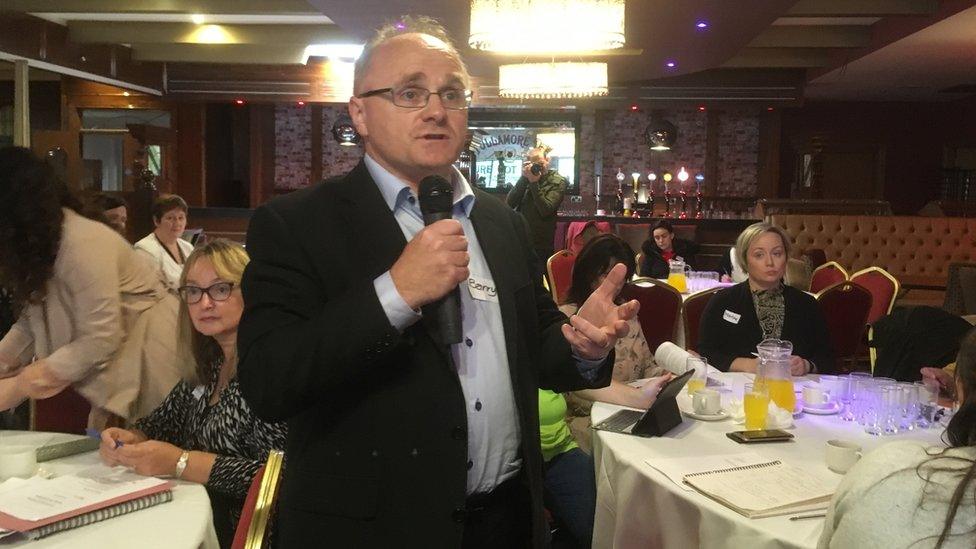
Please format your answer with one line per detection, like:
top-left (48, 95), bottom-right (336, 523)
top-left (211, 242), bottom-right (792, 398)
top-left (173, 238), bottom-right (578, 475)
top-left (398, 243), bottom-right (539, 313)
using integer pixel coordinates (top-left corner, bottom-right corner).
top-left (735, 222), bottom-right (792, 274)
top-left (177, 239), bottom-right (249, 383)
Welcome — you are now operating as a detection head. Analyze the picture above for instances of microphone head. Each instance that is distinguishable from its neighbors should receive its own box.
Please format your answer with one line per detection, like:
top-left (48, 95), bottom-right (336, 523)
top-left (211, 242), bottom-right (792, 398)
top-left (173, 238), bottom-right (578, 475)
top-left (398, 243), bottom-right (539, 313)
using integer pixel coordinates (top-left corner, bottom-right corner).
top-left (418, 175), bottom-right (454, 216)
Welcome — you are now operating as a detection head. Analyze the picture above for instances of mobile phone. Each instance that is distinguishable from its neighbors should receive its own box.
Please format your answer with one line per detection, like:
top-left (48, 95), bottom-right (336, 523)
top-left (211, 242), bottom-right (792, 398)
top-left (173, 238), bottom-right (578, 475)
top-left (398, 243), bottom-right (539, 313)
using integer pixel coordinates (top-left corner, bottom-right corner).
top-left (726, 429), bottom-right (795, 444)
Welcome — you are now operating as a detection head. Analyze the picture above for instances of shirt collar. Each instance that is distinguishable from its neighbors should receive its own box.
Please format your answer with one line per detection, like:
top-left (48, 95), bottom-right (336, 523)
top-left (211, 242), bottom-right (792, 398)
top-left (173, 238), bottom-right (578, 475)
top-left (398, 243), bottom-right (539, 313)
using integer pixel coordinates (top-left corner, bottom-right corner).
top-left (364, 154), bottom-right (475, 217)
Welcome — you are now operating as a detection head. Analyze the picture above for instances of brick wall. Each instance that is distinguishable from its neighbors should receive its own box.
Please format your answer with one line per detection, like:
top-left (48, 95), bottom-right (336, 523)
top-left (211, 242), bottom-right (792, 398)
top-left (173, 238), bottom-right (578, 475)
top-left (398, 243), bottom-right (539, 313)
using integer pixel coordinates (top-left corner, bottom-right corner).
top-left (321, 105), bottom-right (364, 180)
top-left (274, 104), bottom-right (311, 190)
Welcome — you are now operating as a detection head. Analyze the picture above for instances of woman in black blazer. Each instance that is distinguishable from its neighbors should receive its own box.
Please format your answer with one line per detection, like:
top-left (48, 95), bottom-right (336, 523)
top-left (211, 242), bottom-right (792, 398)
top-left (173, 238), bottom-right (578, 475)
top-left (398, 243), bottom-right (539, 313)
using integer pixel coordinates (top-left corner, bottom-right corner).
top-left (698, 222), bottom-right (834, 374)
top-left (639, 219), bottom-right (700, 278)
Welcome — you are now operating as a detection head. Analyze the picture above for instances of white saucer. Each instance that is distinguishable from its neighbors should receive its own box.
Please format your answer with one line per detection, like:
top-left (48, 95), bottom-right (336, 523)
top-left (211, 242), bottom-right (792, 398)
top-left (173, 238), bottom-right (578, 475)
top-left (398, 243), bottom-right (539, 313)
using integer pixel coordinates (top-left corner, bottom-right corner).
top-left (802, 401), bottom-right (842, 415)
top-left (683, 409), bottom-right (730, 421)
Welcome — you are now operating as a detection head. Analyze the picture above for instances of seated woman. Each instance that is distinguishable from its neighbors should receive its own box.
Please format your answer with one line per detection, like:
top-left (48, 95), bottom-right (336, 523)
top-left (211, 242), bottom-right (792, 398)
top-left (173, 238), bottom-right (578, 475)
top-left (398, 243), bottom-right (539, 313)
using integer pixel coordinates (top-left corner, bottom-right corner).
top-left (99, 239), bottom-right (287, 548)
top-left (819, 328), bottom-right (976, 548)
top-left (639, 219), bottom-right (700, 278)
top-left (698, 222), bottom-right (833, 374)
top-left (0, 147), bottom-right (188, 426)
top-left (134, 194), bottom-right (195, 290)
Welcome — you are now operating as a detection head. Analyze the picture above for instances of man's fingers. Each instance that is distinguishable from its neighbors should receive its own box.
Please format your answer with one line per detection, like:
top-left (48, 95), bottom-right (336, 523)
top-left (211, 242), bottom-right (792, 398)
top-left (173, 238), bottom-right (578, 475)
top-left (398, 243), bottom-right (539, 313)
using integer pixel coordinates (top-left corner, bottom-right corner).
top-left (617, 299), bottom-right (640, 321)
top-left (594, 263), bottom-right (628, 300)
top-left (569, 315), bottom-right (611, 349)
top-left (428, 219), bottom-right (464, 235)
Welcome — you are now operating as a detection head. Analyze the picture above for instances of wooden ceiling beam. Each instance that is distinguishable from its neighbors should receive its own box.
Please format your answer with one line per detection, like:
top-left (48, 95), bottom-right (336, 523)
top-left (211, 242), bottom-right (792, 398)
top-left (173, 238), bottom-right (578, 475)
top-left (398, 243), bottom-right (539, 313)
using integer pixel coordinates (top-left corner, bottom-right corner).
top-left (132, 43), bottom-right (308, 64)
top-left (721, 48), bottom-right (835, 68)
top-left (747, 26), bottom-right (872, 48)
top-left (787, 0), bottom-right (939, 17)
top-left (2, 0), bottom-right (317, 14)
top-left (68, 22), bottom-right (351, 46)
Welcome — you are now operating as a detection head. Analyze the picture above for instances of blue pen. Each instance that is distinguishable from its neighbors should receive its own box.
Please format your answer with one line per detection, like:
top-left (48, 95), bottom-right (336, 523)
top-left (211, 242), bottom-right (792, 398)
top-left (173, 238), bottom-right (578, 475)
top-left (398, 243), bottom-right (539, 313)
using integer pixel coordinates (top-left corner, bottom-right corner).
top-left (86, 428), bottom-right (123, 448)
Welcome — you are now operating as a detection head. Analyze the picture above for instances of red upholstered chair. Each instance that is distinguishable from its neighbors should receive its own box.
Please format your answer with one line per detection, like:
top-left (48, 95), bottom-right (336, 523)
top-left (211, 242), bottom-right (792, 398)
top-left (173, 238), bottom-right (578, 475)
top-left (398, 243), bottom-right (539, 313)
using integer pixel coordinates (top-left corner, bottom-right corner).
top-left (810, 261), bottom-right (849, 294)
top-left (621, 278), bottom-right (683, 353)
top-left (850, 267), bottom-right (900, 326)
top-left (683, 287), bottom-right (722, 352)
top-left (31, 387), bottom-right (91, 434)
top-left (816, 281), bottom-right (873, 373)
top-left (546, 250), bottom-right (576, 305)
top-left (232, 450), bottom-right (284, 549)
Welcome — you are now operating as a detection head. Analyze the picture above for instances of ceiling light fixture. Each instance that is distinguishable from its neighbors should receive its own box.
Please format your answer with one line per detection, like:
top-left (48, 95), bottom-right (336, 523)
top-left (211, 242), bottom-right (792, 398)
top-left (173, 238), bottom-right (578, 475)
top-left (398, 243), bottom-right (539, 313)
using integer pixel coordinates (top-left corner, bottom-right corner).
top-left (498, 62), bottom-right (608, 99)
top-left (469, 0), bottom-right (625, 53)
top-left (301, 44), bottom-right (364, 65)
top-left (644, 117), bottom-right (678, 151)
top-left (332, 116), bottom-right (361, 147)
top-left (191, 13), bottom-right (205, 25)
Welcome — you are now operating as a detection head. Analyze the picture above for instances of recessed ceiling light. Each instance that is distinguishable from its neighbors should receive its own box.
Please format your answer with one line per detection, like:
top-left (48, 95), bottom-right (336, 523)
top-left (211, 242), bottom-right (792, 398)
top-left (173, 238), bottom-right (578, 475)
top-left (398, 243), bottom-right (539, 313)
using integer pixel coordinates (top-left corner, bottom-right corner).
top-left (696, 21), bottom-right (709, 29)
top-left (301, 44), bottom-right (364, 64)
top-left (665, 61), bottom-right (677, 69)
top-left (122, 91), bottom-right (130, 97)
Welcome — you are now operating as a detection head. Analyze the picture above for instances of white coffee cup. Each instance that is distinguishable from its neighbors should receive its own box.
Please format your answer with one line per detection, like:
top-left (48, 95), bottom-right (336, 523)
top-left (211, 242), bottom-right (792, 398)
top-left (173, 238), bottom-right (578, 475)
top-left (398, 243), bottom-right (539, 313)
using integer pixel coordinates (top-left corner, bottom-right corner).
top-left (692, 388), bottom-right (721, 415)
top-left (0, 445), bottom-right (37, 479)
top-left (825, 439), bottom-right (862, 474)
top-left (803, 383), bottom-right (830, 406)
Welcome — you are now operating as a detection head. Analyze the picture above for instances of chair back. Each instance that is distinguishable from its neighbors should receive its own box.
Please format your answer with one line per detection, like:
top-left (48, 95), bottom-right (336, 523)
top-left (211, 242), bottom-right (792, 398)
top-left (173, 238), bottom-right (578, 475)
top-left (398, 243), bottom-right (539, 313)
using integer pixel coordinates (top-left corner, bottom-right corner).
top-left (31, 387), bottom-right (91, 434)
top-left (810, 261), bottom-right (849, 293)
top-left (682, 287), bottom-right (721, 352)
top-left (231, 450), bottom-right (285, 549)
top-left (622, 278), bottom-right (683, 352)
top-left (546, 250), bottom-right (576, 304)
top-left (850, 267), bottom-right (899, 325)
top-left (816, 281), bottom-right (873, 370)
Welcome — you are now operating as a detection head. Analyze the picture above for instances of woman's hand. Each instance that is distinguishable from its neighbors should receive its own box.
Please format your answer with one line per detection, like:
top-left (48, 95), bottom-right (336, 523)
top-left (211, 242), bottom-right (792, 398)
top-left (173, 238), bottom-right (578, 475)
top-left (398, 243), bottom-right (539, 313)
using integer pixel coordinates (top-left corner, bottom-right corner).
top-left (635, 374), bottom-right (674, 408)
top-left (99, 428), bottom-right (147, 465)
top-left (920, 367), bottom-right (954, 398)
top-left (114, 440), bottom-right (184, 477)
top-left (789, 355), bottom-right (810, 376)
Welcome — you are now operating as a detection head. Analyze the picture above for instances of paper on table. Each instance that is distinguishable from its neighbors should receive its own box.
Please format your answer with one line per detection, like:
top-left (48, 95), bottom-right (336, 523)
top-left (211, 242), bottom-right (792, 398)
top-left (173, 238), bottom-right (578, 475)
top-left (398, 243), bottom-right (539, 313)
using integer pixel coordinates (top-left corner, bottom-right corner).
top-left (645, 452), bottom-right (769, 492)
top-left (0, 464), bottom-right (168, 522)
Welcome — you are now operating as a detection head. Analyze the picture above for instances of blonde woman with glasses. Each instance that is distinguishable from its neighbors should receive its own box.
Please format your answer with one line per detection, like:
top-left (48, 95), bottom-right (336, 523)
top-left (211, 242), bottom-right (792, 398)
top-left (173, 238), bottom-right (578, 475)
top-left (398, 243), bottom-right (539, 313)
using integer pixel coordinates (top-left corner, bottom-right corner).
top-left (99, 239), bottom-right (286, 548)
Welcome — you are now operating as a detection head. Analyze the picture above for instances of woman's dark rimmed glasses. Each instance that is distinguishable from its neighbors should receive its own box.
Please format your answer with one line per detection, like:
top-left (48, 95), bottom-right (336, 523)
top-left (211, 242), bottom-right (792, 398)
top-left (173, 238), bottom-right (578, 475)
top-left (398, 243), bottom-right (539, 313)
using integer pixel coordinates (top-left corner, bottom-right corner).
top-left (178, 282), bottom-right (235, 304)
top-left (356, 86), bottom-right (471, 110)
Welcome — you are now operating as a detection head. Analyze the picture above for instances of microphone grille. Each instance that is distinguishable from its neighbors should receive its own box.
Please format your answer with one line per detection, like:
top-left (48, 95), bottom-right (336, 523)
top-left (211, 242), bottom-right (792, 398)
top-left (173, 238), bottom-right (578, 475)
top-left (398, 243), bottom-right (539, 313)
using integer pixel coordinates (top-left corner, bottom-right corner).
top-left (418, 175), bottom-right (454, 216)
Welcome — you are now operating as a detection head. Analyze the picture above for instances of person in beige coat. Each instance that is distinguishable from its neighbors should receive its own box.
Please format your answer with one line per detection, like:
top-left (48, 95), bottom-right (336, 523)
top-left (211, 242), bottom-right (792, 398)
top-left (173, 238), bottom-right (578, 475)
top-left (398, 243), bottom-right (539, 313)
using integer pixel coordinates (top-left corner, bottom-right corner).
top-left (0, 147), bottom-right (191, 427)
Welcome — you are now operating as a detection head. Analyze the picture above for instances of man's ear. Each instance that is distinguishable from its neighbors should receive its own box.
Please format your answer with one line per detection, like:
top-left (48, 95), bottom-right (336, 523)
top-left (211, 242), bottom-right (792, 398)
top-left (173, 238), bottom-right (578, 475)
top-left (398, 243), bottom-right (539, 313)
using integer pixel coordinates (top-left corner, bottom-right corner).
top-left (348, 98), bottom-right (368, 139)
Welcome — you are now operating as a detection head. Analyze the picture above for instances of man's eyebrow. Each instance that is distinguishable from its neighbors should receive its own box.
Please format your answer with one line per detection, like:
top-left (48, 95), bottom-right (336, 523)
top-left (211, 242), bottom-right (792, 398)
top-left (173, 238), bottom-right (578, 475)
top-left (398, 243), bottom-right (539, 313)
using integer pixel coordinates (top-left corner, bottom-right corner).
top-left (394, 72), bottom-right (426, 87)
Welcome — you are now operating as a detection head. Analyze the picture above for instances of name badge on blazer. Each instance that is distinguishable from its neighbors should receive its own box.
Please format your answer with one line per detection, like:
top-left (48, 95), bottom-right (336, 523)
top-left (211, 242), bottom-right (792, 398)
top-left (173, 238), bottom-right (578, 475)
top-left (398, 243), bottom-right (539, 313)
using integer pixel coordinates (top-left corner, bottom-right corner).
top-left (723, 310), bottom-right (741, 324)
top-left (467, 275), bottom-right (498, 302)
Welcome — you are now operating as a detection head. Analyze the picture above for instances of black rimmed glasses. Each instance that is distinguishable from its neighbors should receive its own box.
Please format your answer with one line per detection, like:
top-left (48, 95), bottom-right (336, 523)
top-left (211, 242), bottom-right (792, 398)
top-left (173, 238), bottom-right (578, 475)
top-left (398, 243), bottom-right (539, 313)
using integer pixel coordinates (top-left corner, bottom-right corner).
top-left (178, 282), bottom-right (235, 304)
top-left (356, 86), bottom-right (472, 110)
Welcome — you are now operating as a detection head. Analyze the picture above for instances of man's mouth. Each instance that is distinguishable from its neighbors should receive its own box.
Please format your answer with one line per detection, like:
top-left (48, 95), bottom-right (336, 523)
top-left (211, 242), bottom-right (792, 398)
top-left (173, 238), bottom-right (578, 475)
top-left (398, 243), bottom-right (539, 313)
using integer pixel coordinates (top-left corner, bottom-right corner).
top-left (421, 134), bottom-right (449, 140)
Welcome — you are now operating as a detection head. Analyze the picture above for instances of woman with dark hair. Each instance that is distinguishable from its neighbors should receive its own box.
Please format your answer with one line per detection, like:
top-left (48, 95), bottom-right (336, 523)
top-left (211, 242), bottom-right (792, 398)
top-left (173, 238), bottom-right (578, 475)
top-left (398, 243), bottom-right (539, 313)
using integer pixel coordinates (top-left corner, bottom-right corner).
top-left (135, 194), bottom-right (194, 290)
top-left (101, 240), bottom-right (286, 548)
top-left (0, 147), bottom-right (189, 427)
top-left (638, 219), bottom-right (700, 278)
top-left (539, 234), bottom-right (672, 548)
top-left (819, 328), bottom-right (976, 548)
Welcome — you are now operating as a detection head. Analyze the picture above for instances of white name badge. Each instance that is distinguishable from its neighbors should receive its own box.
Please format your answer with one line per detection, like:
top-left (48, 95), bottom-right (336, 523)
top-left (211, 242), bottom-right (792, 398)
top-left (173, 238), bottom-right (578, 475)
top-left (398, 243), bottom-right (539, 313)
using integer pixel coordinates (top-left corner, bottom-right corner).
top-left (467, 276), bottom-right (499, 303)
top-left (723, 310), bottom-right (741, 324)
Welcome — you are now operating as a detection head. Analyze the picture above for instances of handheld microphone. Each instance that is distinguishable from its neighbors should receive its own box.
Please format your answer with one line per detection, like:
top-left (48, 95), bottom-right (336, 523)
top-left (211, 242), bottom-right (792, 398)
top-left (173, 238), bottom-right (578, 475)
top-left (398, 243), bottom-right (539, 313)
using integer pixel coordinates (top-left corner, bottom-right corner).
top-left (418, 175), bottom-right (462, 345)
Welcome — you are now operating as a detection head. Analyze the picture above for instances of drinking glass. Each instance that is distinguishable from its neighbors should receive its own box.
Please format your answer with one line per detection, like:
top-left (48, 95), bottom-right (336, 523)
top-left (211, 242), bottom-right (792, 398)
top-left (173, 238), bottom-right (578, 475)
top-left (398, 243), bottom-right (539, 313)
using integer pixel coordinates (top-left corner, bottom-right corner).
top-left (744, 382), bottom-right (770, 431)
top-left (897, 383), bottom-right (920, 431)
top-left (862, 384), bottom-right (885, 435)
top-left (914, 380), bottom-right (938, 428)
top-left (686, 356), bottom-right (708, 395)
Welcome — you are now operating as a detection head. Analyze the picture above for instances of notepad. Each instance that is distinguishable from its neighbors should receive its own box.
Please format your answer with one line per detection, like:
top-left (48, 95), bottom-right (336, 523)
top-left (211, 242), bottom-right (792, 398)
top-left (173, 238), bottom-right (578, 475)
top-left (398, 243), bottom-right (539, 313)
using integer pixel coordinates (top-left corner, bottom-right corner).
top-left (681, 460), bottom-right (835, 519)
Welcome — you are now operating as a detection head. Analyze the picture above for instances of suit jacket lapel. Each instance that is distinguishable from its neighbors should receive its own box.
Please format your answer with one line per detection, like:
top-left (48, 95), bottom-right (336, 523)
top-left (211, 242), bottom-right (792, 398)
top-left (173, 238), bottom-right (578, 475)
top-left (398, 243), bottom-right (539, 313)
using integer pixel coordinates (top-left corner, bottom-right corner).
top-left (333, 161), bottom-right (453, 361)
top-left (469, 195), bottom-right (521, 386)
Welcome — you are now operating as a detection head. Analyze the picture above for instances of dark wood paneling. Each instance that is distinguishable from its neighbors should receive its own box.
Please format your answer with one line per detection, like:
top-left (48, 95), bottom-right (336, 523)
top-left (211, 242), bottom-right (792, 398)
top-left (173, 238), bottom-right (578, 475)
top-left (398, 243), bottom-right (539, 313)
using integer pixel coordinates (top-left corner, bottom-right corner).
top-left (310, 104), bottom-right (323, 186)
top-left (757, 109), bottom-right (781, 199)
top-left (175, 103), bottom-right (206, 206)
top-left (249, 104), bottom-right (276, 207)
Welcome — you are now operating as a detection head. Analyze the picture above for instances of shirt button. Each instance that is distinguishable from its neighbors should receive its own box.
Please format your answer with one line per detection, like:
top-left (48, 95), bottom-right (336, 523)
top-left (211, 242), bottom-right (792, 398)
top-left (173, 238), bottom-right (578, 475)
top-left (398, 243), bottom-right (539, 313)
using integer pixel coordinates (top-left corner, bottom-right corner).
top-left (474, 400), bottom-right (482, 411)
top-left (452, 508), bottom-right (467, 523)
top-left (467, 460), bottom-right (473, 470)
top-left (452, 426), bottom-right (466, 440)
top-left (465, 338), bottom-right (473, 347)
top-left (408, 196), bottom-right (416, 204)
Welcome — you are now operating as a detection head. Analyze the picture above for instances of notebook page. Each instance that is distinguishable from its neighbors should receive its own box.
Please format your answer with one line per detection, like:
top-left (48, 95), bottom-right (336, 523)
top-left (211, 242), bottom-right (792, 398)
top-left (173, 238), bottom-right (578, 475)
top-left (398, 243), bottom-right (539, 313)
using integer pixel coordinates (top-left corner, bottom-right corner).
top-left (683, 462), bottom-right (835, 515)
top-left (646, 452), bottom-right (770, 491)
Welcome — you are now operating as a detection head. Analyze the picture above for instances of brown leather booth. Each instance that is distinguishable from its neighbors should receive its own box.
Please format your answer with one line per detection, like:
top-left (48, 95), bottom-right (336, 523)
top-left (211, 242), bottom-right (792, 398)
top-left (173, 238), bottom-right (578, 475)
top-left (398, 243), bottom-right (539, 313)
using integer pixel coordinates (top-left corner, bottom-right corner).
top-left (770, 214), bottom-right (976, 304)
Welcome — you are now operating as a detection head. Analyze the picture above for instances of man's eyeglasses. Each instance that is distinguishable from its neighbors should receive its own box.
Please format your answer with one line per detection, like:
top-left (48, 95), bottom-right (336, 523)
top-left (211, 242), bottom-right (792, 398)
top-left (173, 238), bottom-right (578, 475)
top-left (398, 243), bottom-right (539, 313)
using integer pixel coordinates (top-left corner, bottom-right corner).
top-left (356, 86), bottom-right (472, 110)
top-left (178, 282), bottom-right (235, 304)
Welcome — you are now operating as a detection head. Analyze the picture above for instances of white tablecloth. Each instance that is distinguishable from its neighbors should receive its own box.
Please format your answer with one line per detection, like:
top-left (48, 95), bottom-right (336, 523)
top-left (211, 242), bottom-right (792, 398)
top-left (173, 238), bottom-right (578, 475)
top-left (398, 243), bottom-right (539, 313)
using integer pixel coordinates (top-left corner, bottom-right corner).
top-left (0, 431), bottom-right (219, 549)
top-left (591, 373), bottom-right (946, 549)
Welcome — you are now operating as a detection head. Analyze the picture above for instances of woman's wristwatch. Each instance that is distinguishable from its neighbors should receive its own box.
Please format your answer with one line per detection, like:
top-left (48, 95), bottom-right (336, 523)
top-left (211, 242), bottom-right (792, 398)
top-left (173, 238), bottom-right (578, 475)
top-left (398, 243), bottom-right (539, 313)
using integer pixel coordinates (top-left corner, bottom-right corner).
top-left (174, 450), bottom-right (190, 479)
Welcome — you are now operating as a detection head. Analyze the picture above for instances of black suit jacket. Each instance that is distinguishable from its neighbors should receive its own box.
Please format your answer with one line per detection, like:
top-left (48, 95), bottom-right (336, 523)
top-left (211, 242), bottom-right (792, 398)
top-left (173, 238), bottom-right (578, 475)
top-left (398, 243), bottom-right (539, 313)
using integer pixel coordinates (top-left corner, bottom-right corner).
top-left (697, 282), bottom-right (835, 373)
top-left (639, 237), bottom-right (700, 278)
top-left (236, 161), bottom-right (611, 548)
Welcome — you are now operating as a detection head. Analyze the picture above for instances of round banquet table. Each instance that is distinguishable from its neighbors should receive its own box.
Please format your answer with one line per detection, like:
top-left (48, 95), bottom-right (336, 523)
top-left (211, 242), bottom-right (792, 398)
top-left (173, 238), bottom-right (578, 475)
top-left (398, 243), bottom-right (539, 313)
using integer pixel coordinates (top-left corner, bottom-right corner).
top-left (0, 431), bottom-right (219, 549)
top-left (591, 372), bottom-right (946, 549)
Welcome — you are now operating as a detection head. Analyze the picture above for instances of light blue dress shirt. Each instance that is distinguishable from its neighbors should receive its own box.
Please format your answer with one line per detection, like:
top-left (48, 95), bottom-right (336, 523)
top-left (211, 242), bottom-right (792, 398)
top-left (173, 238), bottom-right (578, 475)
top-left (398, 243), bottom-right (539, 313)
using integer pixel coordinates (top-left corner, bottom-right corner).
top-left (366, 155), bottom-right (599, 495)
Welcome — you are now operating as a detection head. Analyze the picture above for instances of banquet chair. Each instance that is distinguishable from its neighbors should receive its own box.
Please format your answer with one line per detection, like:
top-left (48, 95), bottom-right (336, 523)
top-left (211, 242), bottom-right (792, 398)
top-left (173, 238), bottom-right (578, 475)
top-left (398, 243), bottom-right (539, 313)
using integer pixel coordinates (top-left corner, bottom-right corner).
top-left (546, 250), bottom-right (576, 305)
top-left (816, 281), bottom-right (873, 373)
top-left (622, 278), bottom-right (682, 352)
top-left (683, 287), bottom-right (722, 352)
top-left (231, 449), bottom-right (285, 549)
top-left (810, 261), bottom-right (849, 294)
top-left (850, 266), bottom-right (900, 325)
top-left (943, 262), bottom-right (976, 316)
top-left (30, 387), bottom-right (91, 434)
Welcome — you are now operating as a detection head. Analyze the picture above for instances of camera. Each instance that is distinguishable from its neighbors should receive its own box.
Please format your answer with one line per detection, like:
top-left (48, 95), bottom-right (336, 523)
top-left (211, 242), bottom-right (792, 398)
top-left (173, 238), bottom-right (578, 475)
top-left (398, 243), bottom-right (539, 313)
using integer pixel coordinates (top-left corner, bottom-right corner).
top-left (530, 163), bottom-right (544, 176)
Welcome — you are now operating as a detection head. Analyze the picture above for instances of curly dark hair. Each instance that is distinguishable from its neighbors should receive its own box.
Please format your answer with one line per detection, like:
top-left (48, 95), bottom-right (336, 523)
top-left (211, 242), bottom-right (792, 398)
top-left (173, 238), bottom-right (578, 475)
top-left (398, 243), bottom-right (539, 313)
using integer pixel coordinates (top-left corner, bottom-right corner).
top-left (0, 147), bottom-right (81, 313)
top-left (567, 233), bottom-right (636, 306)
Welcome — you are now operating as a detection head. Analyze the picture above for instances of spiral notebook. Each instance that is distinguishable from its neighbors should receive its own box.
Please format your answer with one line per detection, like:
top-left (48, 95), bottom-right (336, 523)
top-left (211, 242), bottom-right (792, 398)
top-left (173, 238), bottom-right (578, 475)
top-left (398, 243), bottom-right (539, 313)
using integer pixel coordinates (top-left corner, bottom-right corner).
top-left (682, 460), bottom-right (835, 519)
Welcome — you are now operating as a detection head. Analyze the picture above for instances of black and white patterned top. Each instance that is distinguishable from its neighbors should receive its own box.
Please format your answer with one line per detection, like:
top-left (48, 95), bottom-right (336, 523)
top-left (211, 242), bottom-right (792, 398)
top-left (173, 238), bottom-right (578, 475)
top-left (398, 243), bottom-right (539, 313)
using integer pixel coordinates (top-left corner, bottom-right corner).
top-left (753, 283), bottom-right (786, 340)
top-left (135, 361), bottom-right (286, 542)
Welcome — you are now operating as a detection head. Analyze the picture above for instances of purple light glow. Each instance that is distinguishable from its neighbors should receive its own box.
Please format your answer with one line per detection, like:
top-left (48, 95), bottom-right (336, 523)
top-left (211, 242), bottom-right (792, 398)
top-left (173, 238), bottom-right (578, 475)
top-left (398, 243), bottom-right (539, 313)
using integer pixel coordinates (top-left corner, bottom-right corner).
top-left (395, 21), bottom-right (406, 29)
top-left (696, 21), bottom-right (708, 29)
top-left (665, 61), bottom-right (677, 69)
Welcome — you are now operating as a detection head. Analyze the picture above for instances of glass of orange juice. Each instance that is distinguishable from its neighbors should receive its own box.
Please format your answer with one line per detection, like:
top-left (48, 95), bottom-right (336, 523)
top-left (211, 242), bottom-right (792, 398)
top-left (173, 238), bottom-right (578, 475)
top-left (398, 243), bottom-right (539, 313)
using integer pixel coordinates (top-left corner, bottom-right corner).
top-left (686, 356), bottom-right (708, 395)
top-left (744, 382), bottom-right (770, 430)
